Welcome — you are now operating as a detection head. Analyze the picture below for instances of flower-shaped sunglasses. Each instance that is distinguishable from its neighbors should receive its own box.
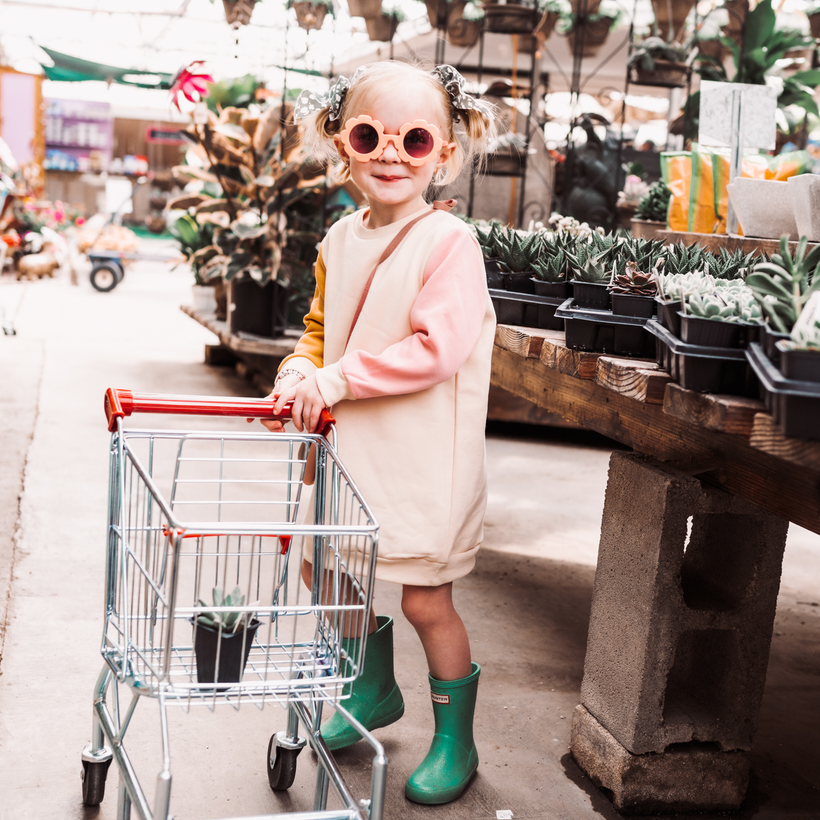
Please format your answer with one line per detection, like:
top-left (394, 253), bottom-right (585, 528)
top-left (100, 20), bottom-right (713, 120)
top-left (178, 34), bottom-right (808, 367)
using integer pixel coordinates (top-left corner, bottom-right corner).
top-left (339, 115), bottom-right (454, 166)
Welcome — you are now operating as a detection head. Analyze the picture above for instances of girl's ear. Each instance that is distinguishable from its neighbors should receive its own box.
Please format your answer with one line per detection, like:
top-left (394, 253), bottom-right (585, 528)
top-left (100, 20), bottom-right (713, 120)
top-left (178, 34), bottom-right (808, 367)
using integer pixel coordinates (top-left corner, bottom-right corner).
top-left (436, 140), bottom-right (456, 173)
top-left (333, 134), bottom-right (349, 162)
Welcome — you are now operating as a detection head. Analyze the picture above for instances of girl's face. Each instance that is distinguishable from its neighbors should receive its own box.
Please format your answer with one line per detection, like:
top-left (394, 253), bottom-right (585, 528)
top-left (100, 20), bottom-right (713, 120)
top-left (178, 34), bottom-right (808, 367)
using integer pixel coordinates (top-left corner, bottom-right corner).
top-left (335, 86), bottom-right (455, 219)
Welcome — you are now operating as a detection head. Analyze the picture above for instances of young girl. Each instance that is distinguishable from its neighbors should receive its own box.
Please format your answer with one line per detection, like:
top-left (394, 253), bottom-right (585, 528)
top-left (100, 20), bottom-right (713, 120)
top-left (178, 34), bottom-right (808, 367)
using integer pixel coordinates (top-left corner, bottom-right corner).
top-left (263, 61), bottom-right (496, 805)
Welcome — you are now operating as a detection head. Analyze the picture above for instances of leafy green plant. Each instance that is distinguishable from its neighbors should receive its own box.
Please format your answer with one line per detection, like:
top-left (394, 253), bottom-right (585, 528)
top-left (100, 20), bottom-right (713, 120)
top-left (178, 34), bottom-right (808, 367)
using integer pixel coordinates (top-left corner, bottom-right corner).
top-left (635, 180), bottom-right (671, 223)
top-left (628, 36), bottom-right (691, 72)
top-left (194, 587), bottom-right (255, 633)
top-left (169, 214), bottom-right (218, 284)
top-left (745, 236), bottom-right (820, 332)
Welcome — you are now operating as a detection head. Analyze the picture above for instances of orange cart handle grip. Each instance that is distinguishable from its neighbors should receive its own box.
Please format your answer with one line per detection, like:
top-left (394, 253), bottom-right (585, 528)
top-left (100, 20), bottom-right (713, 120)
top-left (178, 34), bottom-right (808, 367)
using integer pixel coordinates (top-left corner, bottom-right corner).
top-left (104, 388), bottom-right (335, 436)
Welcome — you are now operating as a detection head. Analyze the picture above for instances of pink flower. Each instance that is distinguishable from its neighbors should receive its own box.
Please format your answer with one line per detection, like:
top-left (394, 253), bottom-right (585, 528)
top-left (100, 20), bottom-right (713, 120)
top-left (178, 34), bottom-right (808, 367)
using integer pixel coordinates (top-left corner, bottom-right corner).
top-left (169, 61), bottom-right (214, 112)
top-left (75, 217), bottom-right (85, 226)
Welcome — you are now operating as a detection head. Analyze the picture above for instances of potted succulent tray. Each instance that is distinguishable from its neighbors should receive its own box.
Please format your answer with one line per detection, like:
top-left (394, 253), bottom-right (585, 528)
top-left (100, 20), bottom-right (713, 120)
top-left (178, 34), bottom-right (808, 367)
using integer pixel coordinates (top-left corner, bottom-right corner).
top-left (647, 320), bottom-right (757, 397)
top-left (746, 343), bottom-right (820, 439)
top-left (489, 288), bottom-right (566, 331)
top-left (192, 587), bottom-right (260, 687)
top-left (554, 297), bottom-right (656, 358)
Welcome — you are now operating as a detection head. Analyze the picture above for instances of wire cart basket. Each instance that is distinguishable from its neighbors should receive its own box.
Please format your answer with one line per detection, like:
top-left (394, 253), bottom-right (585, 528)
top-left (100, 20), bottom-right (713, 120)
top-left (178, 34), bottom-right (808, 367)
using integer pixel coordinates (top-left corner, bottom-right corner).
top-left (81, 388), bottom-right (384, 820)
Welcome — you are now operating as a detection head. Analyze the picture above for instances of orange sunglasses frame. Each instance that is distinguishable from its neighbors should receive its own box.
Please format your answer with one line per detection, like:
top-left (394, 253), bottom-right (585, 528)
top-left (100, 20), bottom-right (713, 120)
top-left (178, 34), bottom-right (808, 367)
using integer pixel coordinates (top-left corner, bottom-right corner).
top-left (338, 115), bottom-right (454, 167)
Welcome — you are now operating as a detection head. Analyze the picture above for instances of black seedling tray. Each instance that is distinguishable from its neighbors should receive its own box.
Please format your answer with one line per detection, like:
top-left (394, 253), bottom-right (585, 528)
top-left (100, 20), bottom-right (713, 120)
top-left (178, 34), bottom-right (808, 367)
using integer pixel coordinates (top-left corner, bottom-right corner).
top-left (746, 343), bottom-right (820, 440)
top-left (646, 320), bottom-right (756, 397)
top-left (489, 289), bottom-right (565, 331)
top-left (554, 298), bottom-right (654, 357)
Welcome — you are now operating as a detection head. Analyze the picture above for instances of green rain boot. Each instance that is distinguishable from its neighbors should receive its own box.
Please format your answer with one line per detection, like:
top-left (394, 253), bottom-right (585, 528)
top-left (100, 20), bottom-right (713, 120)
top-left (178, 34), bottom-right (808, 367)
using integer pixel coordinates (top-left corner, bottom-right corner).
top-left (322, 615), bottom-right (405, 751)
top-left (405, 662), bottom-right (480, 805)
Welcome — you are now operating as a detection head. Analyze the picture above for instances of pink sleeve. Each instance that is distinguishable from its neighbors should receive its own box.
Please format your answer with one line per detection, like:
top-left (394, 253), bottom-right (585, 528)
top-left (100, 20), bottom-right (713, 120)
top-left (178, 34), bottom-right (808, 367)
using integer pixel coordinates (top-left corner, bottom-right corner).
top-left (340, 229), bottom-right (488, 399)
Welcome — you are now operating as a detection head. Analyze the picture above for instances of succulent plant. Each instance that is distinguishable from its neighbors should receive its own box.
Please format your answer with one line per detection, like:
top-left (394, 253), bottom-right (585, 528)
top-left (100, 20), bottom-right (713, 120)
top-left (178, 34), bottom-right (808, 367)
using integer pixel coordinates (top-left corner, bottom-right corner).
top-left (496, 229), bottom-right (544, 273)
top-left (684, 284), bottom-right (761, 324)
top-left (474, 220), bottom-right (506, 260)
top-left (574, 248), bottom-right (615, 284)
top-left (610, 262), bottom-right (659, 296)
top-left (194, 586), bottom-right (255, 633)
top-left (785, 320), bottom-right (820, 351)
top-left (661, 242), bottom-right (708, 278)
top-left (712, 247), bottom-right (757, 280)
top-left (531, 245), bottom-right (571, 282)
top-left (635, 180), bottom-right (671, 223)
top-left (745, 236), bottom-right (820, 333)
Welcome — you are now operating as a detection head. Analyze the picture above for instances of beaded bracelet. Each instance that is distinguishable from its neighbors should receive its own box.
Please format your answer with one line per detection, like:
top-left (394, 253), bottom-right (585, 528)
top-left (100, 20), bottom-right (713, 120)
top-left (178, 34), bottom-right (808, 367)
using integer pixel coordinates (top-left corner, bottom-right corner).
top-left (275, 368), bottom-right (306, 385)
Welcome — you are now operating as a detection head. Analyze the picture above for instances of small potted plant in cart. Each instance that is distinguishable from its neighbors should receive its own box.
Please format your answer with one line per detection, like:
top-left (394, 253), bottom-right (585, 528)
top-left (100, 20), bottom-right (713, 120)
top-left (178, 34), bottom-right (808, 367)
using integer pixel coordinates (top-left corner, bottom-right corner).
top-left (609, 261), bottom-right (659, 317)
top-left (192, 586), bottom-right (260, 686)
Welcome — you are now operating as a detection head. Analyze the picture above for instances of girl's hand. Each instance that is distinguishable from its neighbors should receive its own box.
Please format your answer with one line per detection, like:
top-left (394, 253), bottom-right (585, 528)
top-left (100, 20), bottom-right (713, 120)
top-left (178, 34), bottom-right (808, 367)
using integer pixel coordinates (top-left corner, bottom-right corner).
top-left (256, 373), bottom-right (304, 433)
top-left (274, 374), bottom-right (326, 433)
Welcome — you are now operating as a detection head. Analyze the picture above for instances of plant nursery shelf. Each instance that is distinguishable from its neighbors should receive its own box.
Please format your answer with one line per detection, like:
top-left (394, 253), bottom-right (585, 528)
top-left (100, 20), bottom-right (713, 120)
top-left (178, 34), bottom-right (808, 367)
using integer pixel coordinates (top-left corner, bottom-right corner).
top-left (657, 230), bottom-right (820, 256)
top-left (180, 305), bottom-right (299, 358)
top-left (491, 324), bottom-right (820, 536)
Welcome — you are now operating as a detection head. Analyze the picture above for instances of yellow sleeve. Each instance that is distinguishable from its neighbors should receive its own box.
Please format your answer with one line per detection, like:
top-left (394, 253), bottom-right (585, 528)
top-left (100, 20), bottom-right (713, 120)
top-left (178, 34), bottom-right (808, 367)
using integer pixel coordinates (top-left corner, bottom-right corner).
top-left (279, 247), bottom-right (326, 373)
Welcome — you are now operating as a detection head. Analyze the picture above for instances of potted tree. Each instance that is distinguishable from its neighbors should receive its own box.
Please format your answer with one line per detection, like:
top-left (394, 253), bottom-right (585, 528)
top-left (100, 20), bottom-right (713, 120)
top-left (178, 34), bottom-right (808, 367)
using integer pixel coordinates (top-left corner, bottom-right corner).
top-left (192, 586), bottom-right (260, 685)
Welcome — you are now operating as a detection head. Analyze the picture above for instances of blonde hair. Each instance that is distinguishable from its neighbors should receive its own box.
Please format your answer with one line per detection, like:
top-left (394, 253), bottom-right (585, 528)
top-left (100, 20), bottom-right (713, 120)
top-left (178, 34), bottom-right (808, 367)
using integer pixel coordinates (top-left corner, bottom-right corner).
top-left (300, 61), bottom-right (496, 186)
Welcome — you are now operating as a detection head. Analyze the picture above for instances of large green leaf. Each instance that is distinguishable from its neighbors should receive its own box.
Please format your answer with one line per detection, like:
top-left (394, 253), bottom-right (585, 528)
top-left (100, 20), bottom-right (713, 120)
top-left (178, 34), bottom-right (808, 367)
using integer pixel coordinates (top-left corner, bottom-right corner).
top-left (743, 0), bottom-right (776, 54)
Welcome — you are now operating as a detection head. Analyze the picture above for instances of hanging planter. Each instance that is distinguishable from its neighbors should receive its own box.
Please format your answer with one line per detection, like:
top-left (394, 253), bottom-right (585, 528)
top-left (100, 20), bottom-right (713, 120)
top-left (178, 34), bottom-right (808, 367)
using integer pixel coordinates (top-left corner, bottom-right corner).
top-left (425, 0), bottom-right (445, 27)
top-left (366, 12), bottom-right (401, 40)
top-left (291, 0), bottom-right (330, 30)
top-left (629, 59), bottom-right (689, 88)
top-left (567, 15), bottom-right (615, 57)
top-left (446, 2), bottom-right (483, 47)
top-left (222, 0), bottom-right (258, 27)
top-left (649, 0), bottom-right (696, 43)
top-left (809, 11), bottom-right (820, 41)
top-left (570, 0), bottom-right (601, 14)
top-left (481, 2), bottom-right (540, 34)
top-left (347, 0), bottom-right (383, 17)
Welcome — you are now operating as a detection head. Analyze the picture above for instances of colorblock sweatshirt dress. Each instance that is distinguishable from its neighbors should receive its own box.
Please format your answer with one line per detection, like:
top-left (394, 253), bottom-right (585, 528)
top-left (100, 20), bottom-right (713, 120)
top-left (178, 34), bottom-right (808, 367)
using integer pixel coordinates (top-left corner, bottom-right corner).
top-left (280, 204), bottom-right (496, 587)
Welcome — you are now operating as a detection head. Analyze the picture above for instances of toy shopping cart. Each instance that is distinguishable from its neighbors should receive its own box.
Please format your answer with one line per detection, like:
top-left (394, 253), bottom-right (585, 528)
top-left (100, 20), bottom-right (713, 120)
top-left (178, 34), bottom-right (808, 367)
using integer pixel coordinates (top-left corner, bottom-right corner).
top-left (81, 388), bottom-right (383, 820)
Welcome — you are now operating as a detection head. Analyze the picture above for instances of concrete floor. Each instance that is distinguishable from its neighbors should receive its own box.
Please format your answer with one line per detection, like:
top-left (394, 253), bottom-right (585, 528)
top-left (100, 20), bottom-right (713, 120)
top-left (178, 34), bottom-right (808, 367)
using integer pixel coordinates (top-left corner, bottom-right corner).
top-left (0, 243), bottom-right (818, 820)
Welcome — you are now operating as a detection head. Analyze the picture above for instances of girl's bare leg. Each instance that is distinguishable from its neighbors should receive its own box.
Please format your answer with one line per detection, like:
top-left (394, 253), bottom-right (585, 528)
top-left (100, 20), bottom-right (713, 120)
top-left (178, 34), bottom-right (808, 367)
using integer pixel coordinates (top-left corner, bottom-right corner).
top-left (401, 582), bottom-right (471, 681)
top-left (301, 559), bottom-right (378, 637)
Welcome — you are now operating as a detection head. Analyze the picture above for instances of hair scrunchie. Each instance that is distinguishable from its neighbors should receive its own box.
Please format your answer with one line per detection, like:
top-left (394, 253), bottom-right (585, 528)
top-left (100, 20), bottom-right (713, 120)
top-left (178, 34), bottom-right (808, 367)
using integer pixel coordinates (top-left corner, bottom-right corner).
top-left (294, 75), bottom-right (351, 122)
top-left (433, 65), bottom-right (495, 120)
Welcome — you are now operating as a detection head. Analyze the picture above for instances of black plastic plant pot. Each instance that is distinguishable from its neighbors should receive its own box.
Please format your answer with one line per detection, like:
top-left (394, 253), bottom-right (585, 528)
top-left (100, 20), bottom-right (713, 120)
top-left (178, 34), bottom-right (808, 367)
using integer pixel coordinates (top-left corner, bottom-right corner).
top-left (505, 271), bottom-right (535, 294)
top-left (532, 279), bottom-right (571, 300)
top-left (776, 344), bottom-right (820, 383)
top-left (761, 323), bottom-right (790, 365)
top-left (747, 343), bottom-right (820, 439)
top-left (229, 278), bottom-right (288, 338)
top-left (193, 619), bottom-right (261, 686)
top-left (678, 313), bottom-right (746, 349)
top-left (556, 298), bottom-right (654, 357)
top-left (610, 293), bottom-right (658, 318)
top-left (647, 320), bottom-right (756, 397)
top-left (656, 298), bottom-right (682, 338)
top-left (571, 280), bottom-right (611, 310)
top-left (490, 293), bottom-right (525, 325)
top-left (485, 259), bottom-right (504, 290)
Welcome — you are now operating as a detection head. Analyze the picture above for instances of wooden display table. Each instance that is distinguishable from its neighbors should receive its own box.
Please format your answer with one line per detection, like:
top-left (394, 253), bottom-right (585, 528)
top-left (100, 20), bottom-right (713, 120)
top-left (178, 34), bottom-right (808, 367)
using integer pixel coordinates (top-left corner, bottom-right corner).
top-left (491, 323), bottom-right (819, 814)
top-left (492, 324), bottom-right (820, 535)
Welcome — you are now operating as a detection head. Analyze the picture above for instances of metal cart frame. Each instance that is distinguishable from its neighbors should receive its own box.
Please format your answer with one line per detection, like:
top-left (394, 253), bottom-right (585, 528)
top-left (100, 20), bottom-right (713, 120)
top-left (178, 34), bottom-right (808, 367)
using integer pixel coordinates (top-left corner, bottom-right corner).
top-left (81, 389), bottom-right (384, 820)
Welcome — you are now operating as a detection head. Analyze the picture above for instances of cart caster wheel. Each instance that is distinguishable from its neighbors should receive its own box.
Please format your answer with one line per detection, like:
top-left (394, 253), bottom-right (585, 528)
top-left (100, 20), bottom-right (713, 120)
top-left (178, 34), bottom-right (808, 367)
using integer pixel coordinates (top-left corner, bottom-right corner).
top-left (81, 758), bottom-right (112, 805)
top-left (90, 263), bottom-right (123, 293)
top-left (267, 734), bottom-right (302, 791)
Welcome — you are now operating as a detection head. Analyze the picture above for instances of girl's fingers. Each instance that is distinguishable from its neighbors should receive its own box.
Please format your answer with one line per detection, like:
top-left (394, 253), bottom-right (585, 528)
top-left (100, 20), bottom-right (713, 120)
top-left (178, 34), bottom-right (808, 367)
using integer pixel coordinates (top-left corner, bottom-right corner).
top-left (291, 397), bottom-right (304, 432)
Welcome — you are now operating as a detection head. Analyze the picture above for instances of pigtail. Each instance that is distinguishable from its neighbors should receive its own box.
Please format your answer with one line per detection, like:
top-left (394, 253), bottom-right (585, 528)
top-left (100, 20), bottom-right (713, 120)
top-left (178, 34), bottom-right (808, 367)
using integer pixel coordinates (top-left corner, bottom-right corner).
top-left (298, 107), bottom-right (350, 182)
top-left (435, 99), bottom-right (497, 186)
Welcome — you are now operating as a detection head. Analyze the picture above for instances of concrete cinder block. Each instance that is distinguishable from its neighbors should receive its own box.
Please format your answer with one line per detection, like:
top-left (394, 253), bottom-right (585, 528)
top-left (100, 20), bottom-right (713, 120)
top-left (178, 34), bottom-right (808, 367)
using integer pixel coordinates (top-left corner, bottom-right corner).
top-left (579, 452), bottom-right (789, 755)
top-left (571, 705), bottom-right (750, 815)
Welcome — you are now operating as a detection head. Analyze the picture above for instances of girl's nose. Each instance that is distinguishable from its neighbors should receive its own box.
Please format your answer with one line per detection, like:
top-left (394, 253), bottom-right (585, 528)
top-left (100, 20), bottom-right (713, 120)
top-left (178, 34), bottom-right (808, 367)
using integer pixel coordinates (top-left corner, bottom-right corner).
top-left (379, 139), bottom-right (401, 163)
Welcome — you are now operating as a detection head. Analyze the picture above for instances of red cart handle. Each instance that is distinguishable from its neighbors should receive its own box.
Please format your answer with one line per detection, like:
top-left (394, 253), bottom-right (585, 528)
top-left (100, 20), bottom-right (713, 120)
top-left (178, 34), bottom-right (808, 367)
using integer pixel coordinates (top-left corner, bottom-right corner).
top-left (104, 388), bottom-right (335, 436)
